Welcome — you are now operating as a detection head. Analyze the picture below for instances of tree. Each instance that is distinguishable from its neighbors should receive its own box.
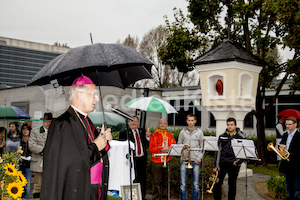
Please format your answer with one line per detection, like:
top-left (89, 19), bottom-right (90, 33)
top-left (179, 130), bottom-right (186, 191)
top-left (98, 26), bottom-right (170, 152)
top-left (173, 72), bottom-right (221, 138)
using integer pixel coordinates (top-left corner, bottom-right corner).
top-left (136, 25), bottom-right (199, 88)
top-left (158, 8), bottom-right (209, 83)
top-left (162, 0), bottom-right (299, 165)
top-left (118, 34), bottom-right (139, 50)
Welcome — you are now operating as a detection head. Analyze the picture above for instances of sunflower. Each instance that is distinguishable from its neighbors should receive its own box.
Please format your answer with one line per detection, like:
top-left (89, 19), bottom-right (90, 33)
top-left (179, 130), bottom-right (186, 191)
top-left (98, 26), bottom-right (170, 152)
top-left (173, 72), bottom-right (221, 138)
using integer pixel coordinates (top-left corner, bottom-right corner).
top-left (3, 163), bottom-right (18, 176)
top-left (6, 182), bottom-right (24, 199)
top-left (16, 171), bottom-right (27, 187)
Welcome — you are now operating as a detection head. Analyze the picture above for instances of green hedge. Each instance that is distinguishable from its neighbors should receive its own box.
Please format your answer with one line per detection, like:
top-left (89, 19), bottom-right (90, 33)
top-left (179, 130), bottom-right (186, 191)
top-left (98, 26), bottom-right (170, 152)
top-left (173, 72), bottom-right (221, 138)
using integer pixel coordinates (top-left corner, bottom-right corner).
top-left (267, 176), bottom-right (287, 199)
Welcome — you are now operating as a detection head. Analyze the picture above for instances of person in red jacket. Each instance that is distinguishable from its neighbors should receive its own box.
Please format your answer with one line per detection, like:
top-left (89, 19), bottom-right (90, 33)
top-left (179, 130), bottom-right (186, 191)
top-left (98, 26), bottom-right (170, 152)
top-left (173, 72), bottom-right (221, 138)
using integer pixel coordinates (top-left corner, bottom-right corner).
top-left (149, 119), bottom-right (176, 200)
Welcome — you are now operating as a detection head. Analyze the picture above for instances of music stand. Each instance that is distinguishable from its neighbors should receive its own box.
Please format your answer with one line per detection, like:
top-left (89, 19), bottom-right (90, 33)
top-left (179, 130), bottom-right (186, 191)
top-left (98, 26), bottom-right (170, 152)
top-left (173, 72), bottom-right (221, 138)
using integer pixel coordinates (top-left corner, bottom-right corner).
top-left (154, 144), bottom-right (183, 200)
top-left (201, 136), bottom-right (218, 200)
top-left (231, 139), bottom-right (259, 200)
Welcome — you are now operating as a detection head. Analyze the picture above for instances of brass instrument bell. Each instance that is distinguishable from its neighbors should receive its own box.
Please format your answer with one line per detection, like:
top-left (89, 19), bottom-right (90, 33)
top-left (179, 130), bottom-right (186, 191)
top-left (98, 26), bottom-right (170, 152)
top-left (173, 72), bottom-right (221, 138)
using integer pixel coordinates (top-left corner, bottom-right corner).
top-left (207, 171), bottom-right (219, 193)
top-left (267, 142), bottom-right (290, 161)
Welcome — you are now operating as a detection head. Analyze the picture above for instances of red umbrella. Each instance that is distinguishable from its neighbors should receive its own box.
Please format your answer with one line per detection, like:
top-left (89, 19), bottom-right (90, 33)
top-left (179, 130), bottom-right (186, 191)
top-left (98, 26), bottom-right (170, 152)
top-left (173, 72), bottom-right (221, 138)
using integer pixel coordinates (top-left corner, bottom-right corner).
top-left (277, 109), bottom-right (300, 119)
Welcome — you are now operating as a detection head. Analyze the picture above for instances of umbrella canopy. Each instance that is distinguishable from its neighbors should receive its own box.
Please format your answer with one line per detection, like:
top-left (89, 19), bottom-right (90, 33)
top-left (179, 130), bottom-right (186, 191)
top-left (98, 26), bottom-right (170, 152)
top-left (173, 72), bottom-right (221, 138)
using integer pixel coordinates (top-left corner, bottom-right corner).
top-left (0, 105), bottom-right (31, 119)
top-left (125, 97), bottom-right (178, 114)
top-left (277, 109), bottom-right (300, 119)
top-left (28, 43), bottom-right (153, 88)
top-left (88, 111), bottom-right (126, 127)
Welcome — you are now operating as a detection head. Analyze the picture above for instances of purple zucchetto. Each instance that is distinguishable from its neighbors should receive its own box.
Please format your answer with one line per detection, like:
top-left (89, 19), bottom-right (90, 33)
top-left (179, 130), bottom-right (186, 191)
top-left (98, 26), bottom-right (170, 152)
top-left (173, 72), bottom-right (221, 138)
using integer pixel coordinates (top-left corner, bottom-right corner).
top-left (72, 74), bottom-right (94, 85)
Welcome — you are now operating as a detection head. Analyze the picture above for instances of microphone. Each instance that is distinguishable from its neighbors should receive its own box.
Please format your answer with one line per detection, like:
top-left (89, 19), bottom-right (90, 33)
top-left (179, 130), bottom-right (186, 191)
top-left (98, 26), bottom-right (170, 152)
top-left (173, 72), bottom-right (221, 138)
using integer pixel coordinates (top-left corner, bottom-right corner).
top-left (106, 104), bottom-right (134, 121)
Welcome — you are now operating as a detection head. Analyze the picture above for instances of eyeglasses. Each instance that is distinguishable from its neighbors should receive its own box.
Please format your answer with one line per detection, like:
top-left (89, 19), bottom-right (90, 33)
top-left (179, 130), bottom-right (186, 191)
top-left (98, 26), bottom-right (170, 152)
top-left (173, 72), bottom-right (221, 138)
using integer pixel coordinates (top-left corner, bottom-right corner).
top-left (286, 123), bottom-right (296, 126)
top-left (79, 91), bottom-right (99, 98)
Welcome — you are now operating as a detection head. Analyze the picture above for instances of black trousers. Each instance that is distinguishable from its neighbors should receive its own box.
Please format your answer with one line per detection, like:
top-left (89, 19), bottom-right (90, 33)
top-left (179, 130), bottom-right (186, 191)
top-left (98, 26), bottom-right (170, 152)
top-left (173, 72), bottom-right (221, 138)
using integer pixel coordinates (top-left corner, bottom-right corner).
top-left (151, 162), bottom-right (168, 200)
top-left (213, 162), bottom-right (240, 200)
top-left (134, 156), bottom-right (147, 200)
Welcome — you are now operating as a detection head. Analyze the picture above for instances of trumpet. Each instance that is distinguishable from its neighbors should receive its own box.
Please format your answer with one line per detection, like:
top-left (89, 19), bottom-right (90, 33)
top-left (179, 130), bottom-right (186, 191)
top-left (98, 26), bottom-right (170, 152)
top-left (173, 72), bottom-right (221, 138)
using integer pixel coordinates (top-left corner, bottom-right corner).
top-left (207, 171), bottom-right (219, 193)
top-left (186, 148), bottom-right (193, 169)
top-left (162, 156), bottom-right (167, 168)
top-left (267, 143), bottom-right (290, 161)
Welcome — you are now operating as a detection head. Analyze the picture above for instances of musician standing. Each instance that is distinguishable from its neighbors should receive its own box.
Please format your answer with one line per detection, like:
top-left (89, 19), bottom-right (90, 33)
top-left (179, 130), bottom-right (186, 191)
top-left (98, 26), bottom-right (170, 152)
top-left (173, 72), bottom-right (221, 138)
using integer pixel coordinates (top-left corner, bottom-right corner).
top-left (213, 118), bottom-right (245, 200)
top-left (279, 117), bottom-right (300, 199)
top-left (149, 119), bottom-right (176, 200)
top-left (177, 113), bottom-right (203, 200)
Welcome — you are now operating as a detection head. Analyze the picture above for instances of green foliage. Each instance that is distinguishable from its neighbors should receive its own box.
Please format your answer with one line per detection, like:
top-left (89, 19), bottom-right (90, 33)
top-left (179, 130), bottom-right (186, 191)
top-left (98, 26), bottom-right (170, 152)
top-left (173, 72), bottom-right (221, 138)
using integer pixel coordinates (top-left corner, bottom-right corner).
top-left (247, 134), bottom-right (278, 163)
top-left (267, 176), bottom-right (287, 199)
top-left (248, 164), bottom-right (280, 177)
top-left (158, 8), bottom-right (208, 74)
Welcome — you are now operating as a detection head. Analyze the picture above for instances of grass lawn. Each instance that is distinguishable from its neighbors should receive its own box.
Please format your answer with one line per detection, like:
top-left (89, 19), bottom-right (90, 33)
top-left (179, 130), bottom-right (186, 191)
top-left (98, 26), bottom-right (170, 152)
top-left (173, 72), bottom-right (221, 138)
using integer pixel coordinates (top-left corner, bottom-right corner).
top-left (248, 163), bottom-right (281, 177)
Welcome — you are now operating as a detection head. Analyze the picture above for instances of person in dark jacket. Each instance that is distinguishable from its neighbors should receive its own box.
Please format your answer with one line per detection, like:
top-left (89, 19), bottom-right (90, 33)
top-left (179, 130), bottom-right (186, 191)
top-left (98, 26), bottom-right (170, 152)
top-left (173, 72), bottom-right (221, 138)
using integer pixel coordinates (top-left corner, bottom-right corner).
top-left (119, 116), bottom-right (151, 200)
top-left (20, 123), bottom-right (32, 200)
top-left (279, 117), bottom-right (300, 199)
top-left (6, 121), bottom-right (21, 153)
top-left (41, 74), bottom-right (112, 200)
top-left (213, 118), bottom-right (245, 200)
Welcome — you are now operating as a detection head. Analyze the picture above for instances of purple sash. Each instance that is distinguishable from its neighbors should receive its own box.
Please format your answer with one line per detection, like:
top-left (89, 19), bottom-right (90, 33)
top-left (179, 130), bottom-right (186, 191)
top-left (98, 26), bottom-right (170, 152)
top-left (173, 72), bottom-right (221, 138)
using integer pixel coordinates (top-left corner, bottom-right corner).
top-left (90, 162), bottom-right (103, 185)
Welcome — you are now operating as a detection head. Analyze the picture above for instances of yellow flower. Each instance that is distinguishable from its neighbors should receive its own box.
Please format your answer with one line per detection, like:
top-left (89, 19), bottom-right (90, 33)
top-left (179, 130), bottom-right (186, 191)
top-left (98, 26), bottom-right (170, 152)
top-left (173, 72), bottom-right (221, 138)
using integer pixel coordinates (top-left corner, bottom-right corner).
top-left (16, 171), bottom-right (27, 187)
top-left (16, 146), bottom-right (23, 154)
top-left (3, 163), bottom-right (18, 177)
top-left (6, 182), bottom-right (24, 199)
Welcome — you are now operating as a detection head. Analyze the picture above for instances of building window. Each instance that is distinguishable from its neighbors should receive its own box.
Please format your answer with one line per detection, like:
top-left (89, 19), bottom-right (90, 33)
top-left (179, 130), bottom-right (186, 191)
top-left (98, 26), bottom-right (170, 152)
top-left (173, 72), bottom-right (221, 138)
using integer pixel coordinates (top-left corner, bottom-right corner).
top-left (209, 112), bottom-right (216, 127)
top-left (168, 99), bottom-right (201, 126)
top-left (11, 101), bottom-right (30, 114)
top-left (244, 112), bottom-right (254, 128)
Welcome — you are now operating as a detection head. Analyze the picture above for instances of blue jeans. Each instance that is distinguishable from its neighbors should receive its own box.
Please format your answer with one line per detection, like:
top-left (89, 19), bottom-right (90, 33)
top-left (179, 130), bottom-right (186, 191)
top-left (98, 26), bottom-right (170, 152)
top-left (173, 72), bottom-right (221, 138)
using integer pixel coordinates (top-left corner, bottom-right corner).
top-left (21, 167), bottom-right (32, 199)
top-left (285, 173), bottom-right (300, 199)
top-left (180, 161), bottom-right (201, 200)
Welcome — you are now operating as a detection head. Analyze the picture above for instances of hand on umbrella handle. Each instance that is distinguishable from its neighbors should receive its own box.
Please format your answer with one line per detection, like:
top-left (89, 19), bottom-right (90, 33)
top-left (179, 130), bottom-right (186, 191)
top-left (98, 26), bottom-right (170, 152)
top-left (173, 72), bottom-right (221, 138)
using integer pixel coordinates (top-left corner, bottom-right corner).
top-left (100, 124), bottom-right (112, 143)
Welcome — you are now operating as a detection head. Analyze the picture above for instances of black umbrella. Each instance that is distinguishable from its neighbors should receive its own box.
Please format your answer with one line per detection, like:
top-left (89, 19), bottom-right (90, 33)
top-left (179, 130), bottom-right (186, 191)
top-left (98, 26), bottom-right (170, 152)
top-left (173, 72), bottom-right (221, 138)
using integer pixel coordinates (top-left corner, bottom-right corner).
top-left (28, 43), bottom-right (153, 124)
top-left (29, 43), bottom-right (153, 88)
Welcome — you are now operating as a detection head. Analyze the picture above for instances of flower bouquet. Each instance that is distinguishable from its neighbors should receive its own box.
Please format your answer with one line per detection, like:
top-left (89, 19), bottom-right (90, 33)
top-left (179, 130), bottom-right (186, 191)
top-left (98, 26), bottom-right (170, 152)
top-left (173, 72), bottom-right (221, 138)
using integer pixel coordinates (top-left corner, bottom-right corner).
top-left (0, 147), bottom-right (27, 200)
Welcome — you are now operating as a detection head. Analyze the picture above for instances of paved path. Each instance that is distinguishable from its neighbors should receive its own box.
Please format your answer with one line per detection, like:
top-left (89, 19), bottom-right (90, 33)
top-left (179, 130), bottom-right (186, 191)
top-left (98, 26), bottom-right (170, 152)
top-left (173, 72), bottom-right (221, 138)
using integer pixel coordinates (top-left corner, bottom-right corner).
top-left (223, 173), bottom-right (271, 200)
top-left (145, 173), bottom-right (272, 200)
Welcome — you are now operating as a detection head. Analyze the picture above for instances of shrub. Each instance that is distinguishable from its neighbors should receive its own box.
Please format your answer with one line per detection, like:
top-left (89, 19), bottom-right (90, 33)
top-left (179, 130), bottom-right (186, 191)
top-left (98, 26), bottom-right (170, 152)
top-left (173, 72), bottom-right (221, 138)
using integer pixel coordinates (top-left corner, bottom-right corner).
top-left (267, 176), bottom-right (287, 199)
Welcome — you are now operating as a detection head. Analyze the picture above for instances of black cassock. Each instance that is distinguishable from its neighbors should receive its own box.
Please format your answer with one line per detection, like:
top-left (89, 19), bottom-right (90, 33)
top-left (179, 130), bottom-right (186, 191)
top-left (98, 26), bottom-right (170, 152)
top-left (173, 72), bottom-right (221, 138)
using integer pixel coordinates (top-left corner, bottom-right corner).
top-left (41, 107), bottom-right (109, 200)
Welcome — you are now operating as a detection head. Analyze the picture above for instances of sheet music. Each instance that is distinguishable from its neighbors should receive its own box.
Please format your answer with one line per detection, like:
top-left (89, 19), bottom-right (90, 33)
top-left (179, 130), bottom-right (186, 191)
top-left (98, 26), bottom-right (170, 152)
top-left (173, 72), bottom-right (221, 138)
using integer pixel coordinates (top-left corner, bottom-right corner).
top-left (154, 144), bottom-right (184, 157)
top-left (203, 136), bottom-right (218, 151)
top-left (231, 139), bottom-right (258, 160)
top-left (169, 144), bottom-right (184, 156)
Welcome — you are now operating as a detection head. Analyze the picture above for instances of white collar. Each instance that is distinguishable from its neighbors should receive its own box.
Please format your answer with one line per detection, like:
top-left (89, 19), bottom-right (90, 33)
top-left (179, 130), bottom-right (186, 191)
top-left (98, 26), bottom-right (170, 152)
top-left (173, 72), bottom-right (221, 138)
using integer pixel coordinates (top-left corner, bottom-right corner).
top-left (71, 105), bottom-right (88, 117)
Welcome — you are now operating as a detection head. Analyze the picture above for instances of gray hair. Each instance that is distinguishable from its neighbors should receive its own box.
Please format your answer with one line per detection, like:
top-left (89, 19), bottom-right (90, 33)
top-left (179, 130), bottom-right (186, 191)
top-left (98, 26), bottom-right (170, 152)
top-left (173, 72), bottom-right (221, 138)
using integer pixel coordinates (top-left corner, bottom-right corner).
top-left (69, 85), bottom-right (87, 102)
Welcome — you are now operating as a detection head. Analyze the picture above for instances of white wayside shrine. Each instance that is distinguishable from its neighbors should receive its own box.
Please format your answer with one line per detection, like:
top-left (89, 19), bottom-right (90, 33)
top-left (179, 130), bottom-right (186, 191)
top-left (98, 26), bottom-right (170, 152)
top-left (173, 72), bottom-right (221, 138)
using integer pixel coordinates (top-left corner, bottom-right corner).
top-left (195, 40), bottom-right (263, 177)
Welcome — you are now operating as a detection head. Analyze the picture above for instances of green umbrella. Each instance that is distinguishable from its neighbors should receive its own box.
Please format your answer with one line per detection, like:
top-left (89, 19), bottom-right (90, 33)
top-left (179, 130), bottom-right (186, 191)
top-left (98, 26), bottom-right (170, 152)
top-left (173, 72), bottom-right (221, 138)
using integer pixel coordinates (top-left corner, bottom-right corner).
top-left (0, 105), bottom-right (31, 119)
top-left (88, 111), bottom-right (126, 127)
top-left (125, 97), bottom-right (177, 114)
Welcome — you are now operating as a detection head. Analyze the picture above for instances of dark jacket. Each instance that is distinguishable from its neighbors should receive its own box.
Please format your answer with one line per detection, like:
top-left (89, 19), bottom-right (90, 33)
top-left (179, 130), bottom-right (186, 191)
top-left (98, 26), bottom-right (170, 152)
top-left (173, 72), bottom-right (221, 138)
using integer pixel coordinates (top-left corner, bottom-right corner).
top-left (119, 128), bottom-right (149, 161)
top-left (41, 107), bottom-right (109, 200)
top-left (280, 130), bottom-right (300, 174)
top-left (214, 128), bottom-right (245, 168)
top-left (20, 138), bottom-right (31, 169)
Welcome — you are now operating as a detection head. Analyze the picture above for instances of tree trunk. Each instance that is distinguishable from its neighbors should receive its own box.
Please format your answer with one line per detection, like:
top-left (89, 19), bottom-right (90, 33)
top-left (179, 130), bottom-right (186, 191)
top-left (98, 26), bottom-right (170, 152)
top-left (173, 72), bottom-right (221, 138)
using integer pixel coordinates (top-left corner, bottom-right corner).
top-left (256, 112), bottom-right (268, 165)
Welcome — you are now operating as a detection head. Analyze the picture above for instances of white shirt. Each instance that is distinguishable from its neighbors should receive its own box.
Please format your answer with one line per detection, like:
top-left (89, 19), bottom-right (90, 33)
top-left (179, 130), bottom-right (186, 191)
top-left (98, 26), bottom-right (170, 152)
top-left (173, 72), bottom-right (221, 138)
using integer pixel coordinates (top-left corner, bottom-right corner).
top-left (71, 105), bottom-right (87, 117)
top-left (286, 129), bottom-right (297, 151)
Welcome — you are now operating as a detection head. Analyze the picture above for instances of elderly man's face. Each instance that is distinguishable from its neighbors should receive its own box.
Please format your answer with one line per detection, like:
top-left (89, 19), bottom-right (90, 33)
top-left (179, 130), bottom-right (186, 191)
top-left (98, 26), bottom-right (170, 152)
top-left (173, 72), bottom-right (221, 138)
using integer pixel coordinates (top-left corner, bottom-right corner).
top-left (158, 119), bottom-right (168, 130)
top-left (129, 117), bottom-right (139, 130)
top-left (79, 84), bottom-right (99, 113)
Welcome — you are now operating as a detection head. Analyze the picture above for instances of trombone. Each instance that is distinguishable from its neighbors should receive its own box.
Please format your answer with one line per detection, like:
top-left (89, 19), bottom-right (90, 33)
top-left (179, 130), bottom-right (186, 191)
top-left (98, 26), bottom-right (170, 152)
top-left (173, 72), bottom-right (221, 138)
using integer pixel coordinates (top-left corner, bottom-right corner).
top-left (267, 142), bottom-right (290, 161)
top-left (207, 171), bottom-right (219, 193)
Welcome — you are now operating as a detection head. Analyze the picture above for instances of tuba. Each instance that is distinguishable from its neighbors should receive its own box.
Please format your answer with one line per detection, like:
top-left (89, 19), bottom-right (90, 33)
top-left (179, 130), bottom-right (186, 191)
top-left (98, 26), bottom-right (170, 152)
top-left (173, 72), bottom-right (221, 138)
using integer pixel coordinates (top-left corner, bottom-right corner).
top-left (207, 171), bottom-right (219, 193)
top-left (267, 143), bottom-right (290, 161)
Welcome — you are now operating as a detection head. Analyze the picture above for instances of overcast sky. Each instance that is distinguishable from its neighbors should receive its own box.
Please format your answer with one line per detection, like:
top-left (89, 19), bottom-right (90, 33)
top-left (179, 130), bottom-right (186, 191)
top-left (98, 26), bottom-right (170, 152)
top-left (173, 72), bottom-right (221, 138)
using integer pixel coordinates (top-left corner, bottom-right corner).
top-left (0, 0), bottom-right (188, 47)
top-left (0, 0), bottom-right (293, 61)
